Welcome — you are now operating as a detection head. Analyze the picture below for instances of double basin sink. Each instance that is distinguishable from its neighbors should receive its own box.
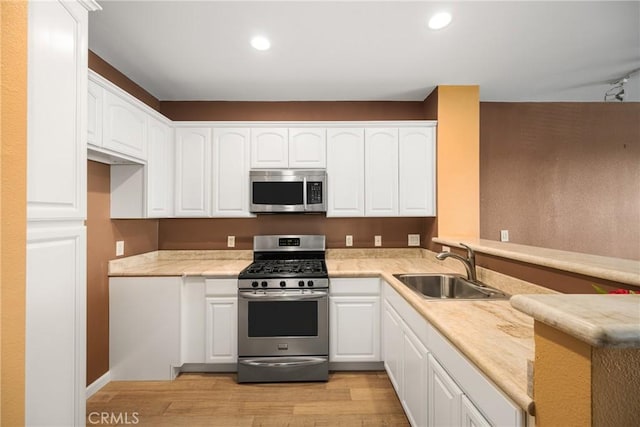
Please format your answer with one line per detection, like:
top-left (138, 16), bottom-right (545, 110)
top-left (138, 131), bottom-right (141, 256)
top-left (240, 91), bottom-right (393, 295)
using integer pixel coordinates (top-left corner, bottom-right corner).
top-left (393, 273), bottom-right (510, 300)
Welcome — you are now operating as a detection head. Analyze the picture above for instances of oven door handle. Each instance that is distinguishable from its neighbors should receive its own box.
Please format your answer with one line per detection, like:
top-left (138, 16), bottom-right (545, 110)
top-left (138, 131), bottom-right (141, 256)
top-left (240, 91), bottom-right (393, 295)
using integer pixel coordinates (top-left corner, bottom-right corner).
top-left (239, 290), bottom-right (328, 301)
top-left (239, 357), bottom-right (327, 368)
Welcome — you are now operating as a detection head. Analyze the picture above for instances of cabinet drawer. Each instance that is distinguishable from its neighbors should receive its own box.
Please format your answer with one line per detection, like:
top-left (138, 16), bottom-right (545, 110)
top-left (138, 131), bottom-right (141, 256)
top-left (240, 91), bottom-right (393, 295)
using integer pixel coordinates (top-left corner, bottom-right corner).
top-left (330, 277), bottom-right (380, 295)
top-left (205, 278), bottom-right (237, 296)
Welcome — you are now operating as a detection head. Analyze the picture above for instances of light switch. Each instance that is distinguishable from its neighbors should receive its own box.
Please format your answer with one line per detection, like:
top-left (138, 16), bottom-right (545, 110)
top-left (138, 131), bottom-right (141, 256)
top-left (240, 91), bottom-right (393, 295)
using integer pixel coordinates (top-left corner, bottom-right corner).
top-left (408, 234), bottom-right (420, 246)
top-left (345, 235), bottom-right (353, 247)
top-left (116, 240), bottom-right (125, 256)
top-left (227, 236), bottom-right (235, 247)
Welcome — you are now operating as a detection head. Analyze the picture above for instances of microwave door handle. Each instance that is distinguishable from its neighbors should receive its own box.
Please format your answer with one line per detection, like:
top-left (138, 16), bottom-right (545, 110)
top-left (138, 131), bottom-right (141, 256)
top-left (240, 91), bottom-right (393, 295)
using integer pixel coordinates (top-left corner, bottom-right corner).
top-left (303, 176), bottom-right (308, 211)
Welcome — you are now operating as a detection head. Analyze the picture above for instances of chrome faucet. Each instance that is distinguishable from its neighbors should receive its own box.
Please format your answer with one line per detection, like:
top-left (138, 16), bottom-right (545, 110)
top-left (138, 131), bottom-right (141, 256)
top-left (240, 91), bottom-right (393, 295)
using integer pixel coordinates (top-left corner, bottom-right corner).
top-left (436, 243), bottom-right (478, 283)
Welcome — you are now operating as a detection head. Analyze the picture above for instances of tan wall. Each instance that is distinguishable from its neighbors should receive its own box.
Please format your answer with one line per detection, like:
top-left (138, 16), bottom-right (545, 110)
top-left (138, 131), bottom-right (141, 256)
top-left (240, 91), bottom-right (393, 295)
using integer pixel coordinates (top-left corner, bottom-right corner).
top-left (435, 86), bottom-right (480, 239)
top-left (87, 161), bottom-right (159, 384)
top-left (534, 321), bottom-right (592, 426)
top-left (480, 102), bottom-right (640, 260)
top-left (1, 1), bottom-right (27, 424)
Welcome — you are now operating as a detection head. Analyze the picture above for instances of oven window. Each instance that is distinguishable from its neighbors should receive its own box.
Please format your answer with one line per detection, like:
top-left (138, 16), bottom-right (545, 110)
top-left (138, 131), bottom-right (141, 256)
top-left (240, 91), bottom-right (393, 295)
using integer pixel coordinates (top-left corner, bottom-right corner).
top-left (248, 301), bottom-right (317, 337)
top-left (252, 182), bottom-right (304, 205)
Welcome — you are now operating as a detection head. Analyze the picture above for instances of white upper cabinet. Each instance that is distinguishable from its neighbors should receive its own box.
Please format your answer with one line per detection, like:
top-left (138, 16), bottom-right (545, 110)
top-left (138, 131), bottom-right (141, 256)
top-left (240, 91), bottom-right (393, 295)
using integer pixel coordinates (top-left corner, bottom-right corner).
top-left (365, 128), bottom-right (399, 216)
top-left (27, 0), bottom-right (88, 221)
top-left (102, 90), bottom-right (148, 161)
top-left (147, 117), bottom-right (175, 217)
top-left (175, 128), bottom-right (212, 217)
top-left (212, 128), bottom-right (252, 217)
top-left (326, 128), bottom-right (365, 217)
top-left (250, 128), bottom-right (288, 168)
top-left (288, 128), bottom-right (326, 168)
top-left (399, 127), bottom-right (436, 216)
top-left (87, 79), bottom-right (103, 148)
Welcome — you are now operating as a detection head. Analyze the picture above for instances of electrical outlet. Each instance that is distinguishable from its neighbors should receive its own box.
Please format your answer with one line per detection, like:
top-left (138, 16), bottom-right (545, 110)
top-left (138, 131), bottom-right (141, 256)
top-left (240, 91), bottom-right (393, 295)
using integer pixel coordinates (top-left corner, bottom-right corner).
top-left (441, 245), bottom-right (451, 253)
top-left (227, 236), bottom-right (235, 247)
top-left (374, 235), bottom-right (382, 247)
top-left (500, 230), bottom-right (509, 242)
top-left (345, 235), bottom-right (353, 247)
top-left (408, 234), bottom-right (420, 246)
top-left (115, 240), bottom-right (125, 256)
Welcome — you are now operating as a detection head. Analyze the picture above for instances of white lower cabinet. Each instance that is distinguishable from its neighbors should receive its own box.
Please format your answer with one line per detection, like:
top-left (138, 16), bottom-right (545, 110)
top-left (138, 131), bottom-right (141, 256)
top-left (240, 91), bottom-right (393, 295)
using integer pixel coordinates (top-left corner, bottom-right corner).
top-left (428, 353), bottom-right (463, 427)
top-left (383, 300), bottom-right (404, 392)
top-left (204, 278), bottom-right (238, 364)
top-left (402, 327), bottom-right (429, 427)
top-left (461, 395), bottom-right (492, 427)
top-left (329, 278), bottom-right (381, 363)
top-left (382, 281), bottom-right (523, 427)
top-left (205, 297), bottom-right (238, 363)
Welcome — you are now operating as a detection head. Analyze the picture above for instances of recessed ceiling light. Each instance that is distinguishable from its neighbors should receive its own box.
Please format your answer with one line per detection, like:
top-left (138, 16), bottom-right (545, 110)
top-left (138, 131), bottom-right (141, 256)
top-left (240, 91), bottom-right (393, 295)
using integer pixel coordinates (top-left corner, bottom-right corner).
top-left (251, 36), bottom-right (271, 51)
top-left (428, 12), bottom-right (452, 30)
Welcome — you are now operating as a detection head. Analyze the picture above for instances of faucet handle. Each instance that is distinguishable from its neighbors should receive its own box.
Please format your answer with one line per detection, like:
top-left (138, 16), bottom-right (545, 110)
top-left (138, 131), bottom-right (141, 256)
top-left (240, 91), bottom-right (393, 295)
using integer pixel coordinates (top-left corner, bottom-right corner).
top-left (459, 243), bottom-right (475, 262)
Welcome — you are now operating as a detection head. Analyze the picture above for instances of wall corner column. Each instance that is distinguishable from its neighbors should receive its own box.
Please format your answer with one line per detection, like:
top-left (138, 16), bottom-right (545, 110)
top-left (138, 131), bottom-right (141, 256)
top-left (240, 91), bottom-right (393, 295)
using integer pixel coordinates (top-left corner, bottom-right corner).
top-left (430, 85), bottom-right (480, 239)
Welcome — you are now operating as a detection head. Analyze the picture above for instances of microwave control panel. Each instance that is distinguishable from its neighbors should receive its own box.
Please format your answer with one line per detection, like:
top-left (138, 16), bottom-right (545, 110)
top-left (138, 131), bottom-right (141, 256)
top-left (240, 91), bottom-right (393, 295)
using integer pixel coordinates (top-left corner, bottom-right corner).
top-left (307, 182), bottom-right (323, 204)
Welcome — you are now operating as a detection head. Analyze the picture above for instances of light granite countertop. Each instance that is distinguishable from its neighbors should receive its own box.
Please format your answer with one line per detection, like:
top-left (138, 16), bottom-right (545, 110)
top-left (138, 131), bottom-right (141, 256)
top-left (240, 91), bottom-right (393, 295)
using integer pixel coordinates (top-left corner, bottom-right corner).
top-left (511, 294), bottom-right (640, 349)
top-left (109, 248), bottom-right (548, 414)
top-left (433, 237), bottom-right (640, 286)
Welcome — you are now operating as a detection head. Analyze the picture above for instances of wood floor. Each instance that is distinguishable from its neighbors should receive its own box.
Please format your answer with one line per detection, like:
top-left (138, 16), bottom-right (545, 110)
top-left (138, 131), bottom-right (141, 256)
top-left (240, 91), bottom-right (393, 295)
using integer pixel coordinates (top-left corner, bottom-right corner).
top-left (87, 371), bottom-right (410, 426)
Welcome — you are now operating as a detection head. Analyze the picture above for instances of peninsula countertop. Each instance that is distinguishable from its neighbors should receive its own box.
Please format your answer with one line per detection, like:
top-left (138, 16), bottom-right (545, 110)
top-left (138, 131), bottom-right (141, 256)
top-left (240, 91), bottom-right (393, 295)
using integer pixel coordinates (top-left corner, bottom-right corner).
top-left (108, 248), bottom-right (545, 414)
top-left (511, 294), bottom-right (640, 349)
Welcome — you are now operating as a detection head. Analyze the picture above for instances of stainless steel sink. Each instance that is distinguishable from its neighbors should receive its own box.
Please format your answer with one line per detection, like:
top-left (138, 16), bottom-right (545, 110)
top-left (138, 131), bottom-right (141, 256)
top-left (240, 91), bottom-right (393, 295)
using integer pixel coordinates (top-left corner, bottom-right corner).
top-left (392, 274), bottom-right (510, 300)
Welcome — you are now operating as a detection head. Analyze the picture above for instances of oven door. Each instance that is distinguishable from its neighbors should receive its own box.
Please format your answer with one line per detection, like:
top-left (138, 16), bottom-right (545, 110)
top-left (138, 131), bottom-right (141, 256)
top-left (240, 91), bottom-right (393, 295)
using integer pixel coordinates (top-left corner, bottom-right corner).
top-left (238, 289), bottom-right (328, 357)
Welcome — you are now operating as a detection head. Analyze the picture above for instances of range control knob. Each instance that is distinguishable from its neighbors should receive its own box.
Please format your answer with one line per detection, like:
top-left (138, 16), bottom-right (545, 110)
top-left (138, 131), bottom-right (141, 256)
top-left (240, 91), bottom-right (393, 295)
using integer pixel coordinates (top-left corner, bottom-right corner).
top-left (251, 281), bottom-right (259, 288)
top-left (280, 281), bottom-right (286, 287)
top-left (298, 280), bottom-right (305, 287)
top-left (307, 280), bottom-right (314, 287)
top-left (261, 281), bottom-right (268, 288)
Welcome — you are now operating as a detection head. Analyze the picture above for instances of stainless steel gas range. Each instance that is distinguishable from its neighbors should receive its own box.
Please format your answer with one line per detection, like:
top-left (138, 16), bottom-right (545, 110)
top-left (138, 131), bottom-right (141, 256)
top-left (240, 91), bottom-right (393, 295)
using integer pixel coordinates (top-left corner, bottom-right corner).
top-left (237, 235), bottom-right (329, 383)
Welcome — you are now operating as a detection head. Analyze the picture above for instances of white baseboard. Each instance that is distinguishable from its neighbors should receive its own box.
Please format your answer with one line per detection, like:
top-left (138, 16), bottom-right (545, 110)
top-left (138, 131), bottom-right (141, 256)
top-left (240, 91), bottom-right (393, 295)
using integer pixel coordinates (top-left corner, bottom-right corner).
top-left (86, 371), bottom-right (111, 399)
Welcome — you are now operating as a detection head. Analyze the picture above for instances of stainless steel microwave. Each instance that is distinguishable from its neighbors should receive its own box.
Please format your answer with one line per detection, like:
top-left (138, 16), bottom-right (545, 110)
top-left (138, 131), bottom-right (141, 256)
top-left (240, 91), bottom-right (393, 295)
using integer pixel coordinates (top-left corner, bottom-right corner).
top-left (250, 169), bottom-right (327, 213)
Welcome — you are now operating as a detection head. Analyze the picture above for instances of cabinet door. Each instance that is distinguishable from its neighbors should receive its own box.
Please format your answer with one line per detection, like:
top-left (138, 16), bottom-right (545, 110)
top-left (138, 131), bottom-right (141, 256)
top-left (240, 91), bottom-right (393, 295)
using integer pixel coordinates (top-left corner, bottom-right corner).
top-left (212, 128), bottom-right (252, 217)
top-left (27, 0), bottom-right (87, 221)
top-left (87, 79), bottom-right (103, 148)
top-left (383, 300), bottom-right (404, 393)
top-left (326, 128), bottom-right (365, 217)
top-left (175, 127), bottom-right (211, 217)
top-left (329, 296), bottom-right (381, 362)
top-left (365, 128), bottom-right (398, 216)
top-left (250, 128), bottom-right (288, 168)
top-left (428, 353), bottom-right (463, 427)
top-left (402, 327), bottom-right (429, 427)
top-left (103, 90), bottom-right (147, 160)
top-left (289, 128), bottom-right (326, 168)
top-left (205, 297), bottom-right (238, 363)
top-left (399, 127), bottom-right (436, 216)
top-left (147, 117), bottom-right (174, 217)
top-left (461, 395), bottom-right (492, 427)
top-left (26, 224), bottom-right (86, 426)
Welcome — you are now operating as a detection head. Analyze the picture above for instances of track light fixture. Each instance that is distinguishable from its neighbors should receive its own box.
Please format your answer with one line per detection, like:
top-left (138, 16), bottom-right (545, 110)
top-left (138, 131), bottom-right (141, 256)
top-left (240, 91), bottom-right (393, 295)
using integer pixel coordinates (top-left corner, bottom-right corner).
top-left (604, 77), bottom-right (626, 102)
top-left (604, 68), bottom-right (639, 102)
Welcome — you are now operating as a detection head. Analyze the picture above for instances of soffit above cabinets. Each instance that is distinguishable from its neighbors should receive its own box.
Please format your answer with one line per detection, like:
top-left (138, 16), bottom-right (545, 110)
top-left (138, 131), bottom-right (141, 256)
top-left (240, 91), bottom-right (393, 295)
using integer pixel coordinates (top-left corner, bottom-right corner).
top-left (88, 1), bottom-right (640, 102)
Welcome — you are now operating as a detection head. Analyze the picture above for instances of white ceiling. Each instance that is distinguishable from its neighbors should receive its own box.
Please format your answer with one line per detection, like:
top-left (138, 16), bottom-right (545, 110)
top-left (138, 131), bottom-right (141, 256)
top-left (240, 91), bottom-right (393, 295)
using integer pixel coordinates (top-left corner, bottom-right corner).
top-left (89, 1), bottom-right (640, 102)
